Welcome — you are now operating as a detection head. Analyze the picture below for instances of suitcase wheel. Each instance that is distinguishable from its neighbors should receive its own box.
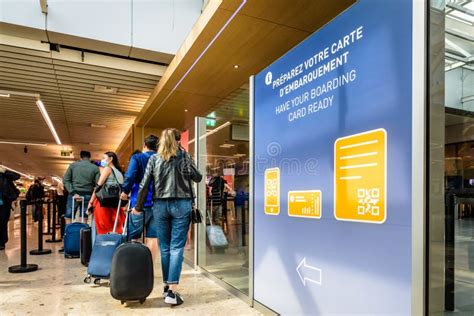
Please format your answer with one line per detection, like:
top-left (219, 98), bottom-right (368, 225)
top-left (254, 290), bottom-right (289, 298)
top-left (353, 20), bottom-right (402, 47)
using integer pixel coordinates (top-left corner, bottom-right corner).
top-left (93, 278), bottom-right (101, 285)
top-left (140, 299), bottom-right (146, 304)
top-left (84, 276), bottom-right (91, 284)
top-left (120, 301), bottom-right (125, 305)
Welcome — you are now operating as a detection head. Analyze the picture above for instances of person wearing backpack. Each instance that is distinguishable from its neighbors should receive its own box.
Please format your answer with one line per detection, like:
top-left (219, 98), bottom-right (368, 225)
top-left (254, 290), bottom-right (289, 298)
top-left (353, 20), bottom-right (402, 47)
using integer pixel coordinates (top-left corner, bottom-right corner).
top-left (134, 128), bottom-right (202, 306)
top-left (0, 167), bottom-right (20, 250)
top-left (120, 134), bottom-right (159, 260)
top-left (87, 152), bottom-right (126, 235)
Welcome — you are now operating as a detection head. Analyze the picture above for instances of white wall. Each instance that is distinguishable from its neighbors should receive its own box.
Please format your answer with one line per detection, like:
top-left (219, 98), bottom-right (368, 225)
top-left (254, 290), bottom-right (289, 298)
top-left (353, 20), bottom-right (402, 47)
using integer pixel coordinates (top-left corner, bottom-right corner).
top-left (47, 0), bottom-right (133, 47)
top-left (0, 0), bottom-right (202, 56)
top-left (0, 0), bottom-right (45, 30)
top-left (132, 0), bottom-right (203, 54)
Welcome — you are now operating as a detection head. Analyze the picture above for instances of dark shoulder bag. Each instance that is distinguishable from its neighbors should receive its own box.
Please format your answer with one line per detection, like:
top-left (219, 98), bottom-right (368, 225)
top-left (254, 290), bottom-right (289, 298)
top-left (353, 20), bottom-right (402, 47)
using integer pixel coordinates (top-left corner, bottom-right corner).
top-left (183, 151), bottom-right (202, 224)
top-left (96, 168), bottom-right (122, 208)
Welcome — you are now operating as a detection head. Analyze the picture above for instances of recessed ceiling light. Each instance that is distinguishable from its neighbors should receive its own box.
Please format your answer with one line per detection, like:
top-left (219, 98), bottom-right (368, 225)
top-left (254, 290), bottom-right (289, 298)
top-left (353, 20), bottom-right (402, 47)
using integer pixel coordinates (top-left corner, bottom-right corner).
top-left (220, 144), bottom-right (235, 148)
top-left (90, 124), bottom-right (107, 128)
top-left (0, 93), bottom-right (10, 97)
top-left (94, 85), bottom-right (118, 94)
top-left (185, 109), bottom-right (188, 112)
top-left (234, 65), bottom-right (239, 69)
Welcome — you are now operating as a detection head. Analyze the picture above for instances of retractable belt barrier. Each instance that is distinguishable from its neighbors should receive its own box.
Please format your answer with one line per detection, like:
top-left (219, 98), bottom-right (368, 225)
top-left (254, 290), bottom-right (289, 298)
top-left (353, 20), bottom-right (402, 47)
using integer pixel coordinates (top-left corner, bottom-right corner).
top-left (8, 200), bottom-right (39, 273)
top-left (46, 198), bottom-right (62, 243)
top-left (45, 200), bottom-right (52, 235)
top-left (30, 199), bottom-right (52, 255)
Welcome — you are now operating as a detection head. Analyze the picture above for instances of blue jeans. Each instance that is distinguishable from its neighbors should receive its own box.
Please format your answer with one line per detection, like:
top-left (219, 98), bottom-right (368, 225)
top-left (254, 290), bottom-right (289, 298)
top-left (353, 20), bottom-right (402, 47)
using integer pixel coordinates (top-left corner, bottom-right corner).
top-left (154, 198), bottom-right (192, 284)
top-left (127, 206), bottom-right (157, 239)
top-left (65, 195), bottom-right (91, 220)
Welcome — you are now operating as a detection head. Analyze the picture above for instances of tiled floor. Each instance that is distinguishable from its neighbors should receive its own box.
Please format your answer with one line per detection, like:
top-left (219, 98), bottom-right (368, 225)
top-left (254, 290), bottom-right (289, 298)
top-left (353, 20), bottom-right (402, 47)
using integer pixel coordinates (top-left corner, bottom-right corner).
top-left (0, 215), bottom-right (260, 315)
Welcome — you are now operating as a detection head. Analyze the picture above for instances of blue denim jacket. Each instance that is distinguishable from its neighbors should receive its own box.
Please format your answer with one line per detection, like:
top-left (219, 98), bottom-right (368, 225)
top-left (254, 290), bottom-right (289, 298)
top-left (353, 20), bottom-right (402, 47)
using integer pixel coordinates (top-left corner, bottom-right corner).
top-left (122, 151), bottom-right (155, 207)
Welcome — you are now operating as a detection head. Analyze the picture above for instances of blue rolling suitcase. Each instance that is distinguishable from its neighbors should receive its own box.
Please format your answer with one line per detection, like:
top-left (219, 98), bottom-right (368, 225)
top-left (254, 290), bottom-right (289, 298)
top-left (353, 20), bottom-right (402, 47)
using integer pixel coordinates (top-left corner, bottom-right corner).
top-left (84, 201), bottom-right (127, 285)
top-left (64, 197), bottom-right (88, 258)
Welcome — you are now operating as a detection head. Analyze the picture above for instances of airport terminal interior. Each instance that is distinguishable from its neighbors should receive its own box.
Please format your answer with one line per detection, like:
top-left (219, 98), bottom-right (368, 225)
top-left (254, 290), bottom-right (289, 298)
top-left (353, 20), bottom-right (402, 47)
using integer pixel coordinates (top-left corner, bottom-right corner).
top-left (0, 0), bottom-right (473, 315)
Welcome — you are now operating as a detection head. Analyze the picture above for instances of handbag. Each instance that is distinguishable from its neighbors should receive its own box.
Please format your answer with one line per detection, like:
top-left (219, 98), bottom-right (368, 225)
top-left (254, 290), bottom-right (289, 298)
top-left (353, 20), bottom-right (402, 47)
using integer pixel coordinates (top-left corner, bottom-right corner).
top-left (96, 168), bottom-right (122, 208)
top-left (184, 151), bottom-right (202, 224)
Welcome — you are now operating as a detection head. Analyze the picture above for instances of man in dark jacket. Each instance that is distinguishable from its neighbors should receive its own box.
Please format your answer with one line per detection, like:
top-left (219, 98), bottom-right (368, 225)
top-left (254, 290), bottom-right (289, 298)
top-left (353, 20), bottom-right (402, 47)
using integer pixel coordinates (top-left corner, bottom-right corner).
top-left (0, 167), bottom-right (20, 250)
top-left (120, 134), bottom-right (158, 259)
top-left (26, 178), bottom-right (45, 222)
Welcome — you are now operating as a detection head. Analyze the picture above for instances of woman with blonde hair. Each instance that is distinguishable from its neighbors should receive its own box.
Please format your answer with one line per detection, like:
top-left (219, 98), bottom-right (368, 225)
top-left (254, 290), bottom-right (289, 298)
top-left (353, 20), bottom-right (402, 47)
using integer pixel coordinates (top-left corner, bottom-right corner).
top-left (134, 128), bottom-right (202, 306)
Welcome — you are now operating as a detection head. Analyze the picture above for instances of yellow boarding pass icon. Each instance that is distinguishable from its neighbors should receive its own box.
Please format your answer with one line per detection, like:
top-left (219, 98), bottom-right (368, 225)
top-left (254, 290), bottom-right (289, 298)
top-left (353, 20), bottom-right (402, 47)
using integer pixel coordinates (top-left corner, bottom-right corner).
top-left (334, 129), bottom-right (386, 224)
top-left (264, 168), bottom-right (280, 215)
top-left (288, 190), bottom-right (322, 219)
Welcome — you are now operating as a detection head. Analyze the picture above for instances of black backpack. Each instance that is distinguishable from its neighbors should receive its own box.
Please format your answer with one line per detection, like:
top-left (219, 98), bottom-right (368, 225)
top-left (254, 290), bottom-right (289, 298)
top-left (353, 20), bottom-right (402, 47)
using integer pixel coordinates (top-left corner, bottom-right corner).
top-left (0, 174), bottom-right (20, 202)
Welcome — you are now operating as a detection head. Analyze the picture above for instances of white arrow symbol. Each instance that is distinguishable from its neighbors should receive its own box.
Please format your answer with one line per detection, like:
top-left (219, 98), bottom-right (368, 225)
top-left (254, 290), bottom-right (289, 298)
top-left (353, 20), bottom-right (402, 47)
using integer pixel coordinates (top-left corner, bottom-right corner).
top-left (296, 257), bottom-right (322, 286)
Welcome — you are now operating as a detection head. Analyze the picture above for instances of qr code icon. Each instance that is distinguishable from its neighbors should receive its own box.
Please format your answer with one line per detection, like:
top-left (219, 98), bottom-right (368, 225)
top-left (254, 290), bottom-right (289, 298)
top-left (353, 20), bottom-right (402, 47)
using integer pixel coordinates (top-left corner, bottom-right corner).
top-left (357, 188), bottom-right (380, 216)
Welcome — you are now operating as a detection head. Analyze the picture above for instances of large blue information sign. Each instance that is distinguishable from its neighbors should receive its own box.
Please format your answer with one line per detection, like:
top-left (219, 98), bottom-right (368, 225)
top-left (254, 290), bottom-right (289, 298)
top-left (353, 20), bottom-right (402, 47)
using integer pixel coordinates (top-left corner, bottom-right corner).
top-left (253, 0), bottom-right (413, 314)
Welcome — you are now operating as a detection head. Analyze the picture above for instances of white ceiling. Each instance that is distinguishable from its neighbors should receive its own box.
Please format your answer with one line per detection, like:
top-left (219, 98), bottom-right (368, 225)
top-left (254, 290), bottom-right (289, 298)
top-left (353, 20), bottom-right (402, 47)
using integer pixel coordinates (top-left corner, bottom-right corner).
top-left (0, 43), bottom-right (162, 179)
top-left (445, 1), bottom-right (474, 71)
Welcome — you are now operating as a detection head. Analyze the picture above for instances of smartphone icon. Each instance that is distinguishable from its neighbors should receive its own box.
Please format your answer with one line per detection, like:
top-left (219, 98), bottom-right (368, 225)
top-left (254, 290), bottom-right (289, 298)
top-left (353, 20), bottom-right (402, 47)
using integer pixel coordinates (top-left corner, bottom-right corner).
top-left (264, 168), bottom-right (280, 215)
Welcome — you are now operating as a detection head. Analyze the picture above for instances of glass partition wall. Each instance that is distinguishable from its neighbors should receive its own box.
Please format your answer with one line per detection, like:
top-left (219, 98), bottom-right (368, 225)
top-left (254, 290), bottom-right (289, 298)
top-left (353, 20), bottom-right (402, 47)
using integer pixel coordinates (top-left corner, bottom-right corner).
top-left (190, 85), bottom-right (251, 296)
top-left (428, 0), bottom-right (474, 314)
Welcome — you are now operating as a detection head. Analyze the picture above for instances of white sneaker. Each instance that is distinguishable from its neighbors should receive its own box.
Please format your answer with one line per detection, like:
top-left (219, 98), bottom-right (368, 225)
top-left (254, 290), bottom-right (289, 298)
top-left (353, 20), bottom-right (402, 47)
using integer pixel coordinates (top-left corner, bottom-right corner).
top-left (164, 291), bottom-right (184, 305)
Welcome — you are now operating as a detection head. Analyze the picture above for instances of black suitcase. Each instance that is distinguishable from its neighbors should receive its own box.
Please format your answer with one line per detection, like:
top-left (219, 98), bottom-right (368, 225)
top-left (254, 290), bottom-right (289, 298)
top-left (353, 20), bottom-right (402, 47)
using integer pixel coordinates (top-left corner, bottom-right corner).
top-left (80, 226), bottom-right (92, 266)
top-left (109, 241), bottom-right (154, 304)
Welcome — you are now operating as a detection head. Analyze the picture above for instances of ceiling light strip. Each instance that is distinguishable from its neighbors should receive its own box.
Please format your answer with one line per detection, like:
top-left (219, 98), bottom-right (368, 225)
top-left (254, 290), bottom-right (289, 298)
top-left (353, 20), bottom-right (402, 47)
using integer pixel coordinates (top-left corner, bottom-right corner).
top-left (36, 100), bottom-right (62, 145)
top-left (0, 164), bottom-right (34, 179)
top-left (143, 0), bottom-right (247, 127)
top-left (0, 140), bottom-right (47, 146)
top-left (199, 121), bottom-right (232, 140)
top-left (52, 176), bottom-right (63, 184)
top-left (0, 89), bottom-right (39, 98)
top-left (188, 121), bottom-right (232, 144)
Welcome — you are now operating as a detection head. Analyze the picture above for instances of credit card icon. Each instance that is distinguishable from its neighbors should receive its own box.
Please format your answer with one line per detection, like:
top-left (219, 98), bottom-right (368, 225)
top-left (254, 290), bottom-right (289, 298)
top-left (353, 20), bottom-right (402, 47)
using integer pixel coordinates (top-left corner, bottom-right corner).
top-left (264, 168), bottom-right (280, 215)
top-left (288, 190), bottom-right (322, 219)
top-left (334, 129), bottom-right (386, 224)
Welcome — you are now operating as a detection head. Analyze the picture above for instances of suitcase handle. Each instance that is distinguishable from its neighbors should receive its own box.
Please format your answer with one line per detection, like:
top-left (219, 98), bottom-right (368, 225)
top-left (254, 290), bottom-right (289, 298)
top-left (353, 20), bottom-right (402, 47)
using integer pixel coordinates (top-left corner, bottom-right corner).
top-left (121, 199), bottom-right (145, 243)
top-left (121, 201), bottom-right (131, 237)
top-left (112, 198), bottom-right (129, 233)
top-left (207, 199), bottom-right (214, 226)
top-left (71, 196), bottom-right (85, 223)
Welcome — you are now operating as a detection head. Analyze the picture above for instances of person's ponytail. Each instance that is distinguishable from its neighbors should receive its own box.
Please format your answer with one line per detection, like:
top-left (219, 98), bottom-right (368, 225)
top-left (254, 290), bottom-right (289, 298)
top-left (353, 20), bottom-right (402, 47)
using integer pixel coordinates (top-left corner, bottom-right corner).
top-left (105, 151), bottom-right (123, 174)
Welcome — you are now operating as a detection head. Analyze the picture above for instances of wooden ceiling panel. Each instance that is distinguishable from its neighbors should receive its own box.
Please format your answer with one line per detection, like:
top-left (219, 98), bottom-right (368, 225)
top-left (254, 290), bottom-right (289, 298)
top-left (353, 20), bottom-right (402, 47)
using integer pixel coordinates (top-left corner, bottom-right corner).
top-left (136, 0), bottom-right (354, 132)
top-left (147, 90), bottom-right (222, 128)
top-left (221, 0), bottom-right (356, 32)
top-left (0, 44), bottom-right (161, 177)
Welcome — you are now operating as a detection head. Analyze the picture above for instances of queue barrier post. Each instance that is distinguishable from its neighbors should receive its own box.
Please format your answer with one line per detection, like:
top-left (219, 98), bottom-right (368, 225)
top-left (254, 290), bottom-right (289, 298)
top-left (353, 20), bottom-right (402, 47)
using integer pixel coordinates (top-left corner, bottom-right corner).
top-left (30, 200), bottom-right (52, 255)
top-left (46, 198), bottom-right (62, 243)
top-left (8, 200), bottom-right (39, 273)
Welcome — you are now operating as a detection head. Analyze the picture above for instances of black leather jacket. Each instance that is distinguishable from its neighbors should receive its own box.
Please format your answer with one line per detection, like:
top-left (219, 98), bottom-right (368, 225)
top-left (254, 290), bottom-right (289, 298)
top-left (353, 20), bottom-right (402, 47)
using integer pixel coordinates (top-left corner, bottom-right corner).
top-left (135, 149), bottom-right (202, 211)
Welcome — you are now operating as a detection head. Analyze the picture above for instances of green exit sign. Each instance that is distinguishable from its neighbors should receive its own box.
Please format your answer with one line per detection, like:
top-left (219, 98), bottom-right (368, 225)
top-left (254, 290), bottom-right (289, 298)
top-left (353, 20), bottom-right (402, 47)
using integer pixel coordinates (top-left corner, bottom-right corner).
top-left (206, 111), bottom-right (216, 127)
top-left (206, 118), bottom-right (216, 127)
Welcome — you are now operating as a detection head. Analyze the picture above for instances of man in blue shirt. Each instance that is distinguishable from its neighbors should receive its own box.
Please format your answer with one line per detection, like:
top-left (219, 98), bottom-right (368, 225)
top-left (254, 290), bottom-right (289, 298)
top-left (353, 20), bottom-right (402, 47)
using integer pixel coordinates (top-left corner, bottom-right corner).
top-left (121, 134), bottom-right (159, 260)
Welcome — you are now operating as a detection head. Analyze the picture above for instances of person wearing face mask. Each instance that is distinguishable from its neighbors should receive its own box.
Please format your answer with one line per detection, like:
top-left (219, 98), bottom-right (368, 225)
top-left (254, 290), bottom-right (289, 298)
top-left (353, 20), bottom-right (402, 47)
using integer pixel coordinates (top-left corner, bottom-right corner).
top-left (87, 152), bottom-right (126, 235)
